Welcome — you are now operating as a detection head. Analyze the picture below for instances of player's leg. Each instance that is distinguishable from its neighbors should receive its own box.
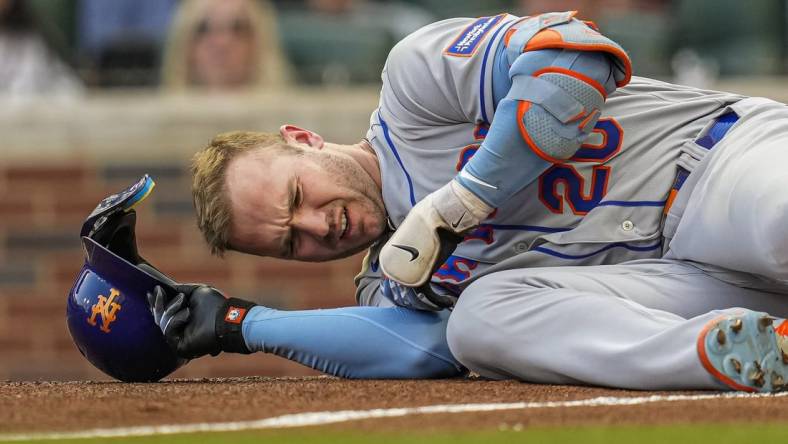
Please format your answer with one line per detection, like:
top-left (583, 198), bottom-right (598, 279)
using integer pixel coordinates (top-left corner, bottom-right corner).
top-left (242, 305), bottom-right (463, 379)
top-left (447, 259), bottom-right (788, 389)
top-left (666, 98), bottom-right (788, 280)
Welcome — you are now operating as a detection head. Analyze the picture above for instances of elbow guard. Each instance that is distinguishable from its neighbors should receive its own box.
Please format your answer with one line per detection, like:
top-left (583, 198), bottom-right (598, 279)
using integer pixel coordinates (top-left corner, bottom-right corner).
top-left (503, 11), bottom-right (632, 162)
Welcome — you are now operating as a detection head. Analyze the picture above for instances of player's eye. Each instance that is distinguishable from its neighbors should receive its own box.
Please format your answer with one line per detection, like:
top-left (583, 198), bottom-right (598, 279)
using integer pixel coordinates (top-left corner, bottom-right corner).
top-left (290, 180), bottom-right (301, 211)
top-left (294, 183), bottom-right (303, 208)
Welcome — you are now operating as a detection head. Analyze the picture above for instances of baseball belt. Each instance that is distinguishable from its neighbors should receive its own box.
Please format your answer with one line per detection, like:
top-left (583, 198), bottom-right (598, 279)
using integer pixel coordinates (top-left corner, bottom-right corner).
top-left (663, 111), bottom-right (740, 215)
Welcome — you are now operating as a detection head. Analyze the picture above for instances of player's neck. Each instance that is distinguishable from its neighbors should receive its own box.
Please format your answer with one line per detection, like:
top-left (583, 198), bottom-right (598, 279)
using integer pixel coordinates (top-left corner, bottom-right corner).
top-left (358, 138), bottom-right (382, 190)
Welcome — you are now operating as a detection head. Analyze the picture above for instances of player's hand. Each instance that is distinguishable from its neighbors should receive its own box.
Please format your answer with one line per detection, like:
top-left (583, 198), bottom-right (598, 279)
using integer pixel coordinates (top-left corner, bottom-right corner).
top-left (147, 284), bottom-right (257, 359)
top-left (147, 286), bottom-right (190, 349)
top-left (379, 180), bottom-right (492, 288)
top-left (380, 278), bottom-right (458, 311)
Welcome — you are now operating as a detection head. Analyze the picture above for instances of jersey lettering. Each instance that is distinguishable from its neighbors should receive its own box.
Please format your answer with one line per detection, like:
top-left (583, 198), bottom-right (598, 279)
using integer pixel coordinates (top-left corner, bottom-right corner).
top-left (456, 144), bottom-right (481, 171)
top-left (464, 225), bottom-right (495, 244)
top-left (473, 122), bottom-right (490, 140)
top-left (538, 118), bottom-right (622, 215)
top-left (455, 121), bottom-right (489, 171)
top-left (539, 165), bottom-right (611, 215)
top-left (433, 256), bottom-right (479, 282)
top-left (570, 118), bottom-right (623, 162)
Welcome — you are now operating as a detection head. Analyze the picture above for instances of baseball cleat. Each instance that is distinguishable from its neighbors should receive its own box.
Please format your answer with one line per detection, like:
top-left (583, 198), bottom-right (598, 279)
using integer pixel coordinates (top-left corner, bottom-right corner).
top-left (698, 312), bottom-right (788, 393)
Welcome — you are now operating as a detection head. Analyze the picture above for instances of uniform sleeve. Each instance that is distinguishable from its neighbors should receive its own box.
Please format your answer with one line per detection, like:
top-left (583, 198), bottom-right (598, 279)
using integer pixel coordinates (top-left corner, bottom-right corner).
top-left (354, 246), bottom-right (396, 308)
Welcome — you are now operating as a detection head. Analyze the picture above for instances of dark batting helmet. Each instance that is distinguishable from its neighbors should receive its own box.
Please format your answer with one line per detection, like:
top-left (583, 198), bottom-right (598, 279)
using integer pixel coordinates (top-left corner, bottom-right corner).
top-left (66, 175), bottom-right (188, 382)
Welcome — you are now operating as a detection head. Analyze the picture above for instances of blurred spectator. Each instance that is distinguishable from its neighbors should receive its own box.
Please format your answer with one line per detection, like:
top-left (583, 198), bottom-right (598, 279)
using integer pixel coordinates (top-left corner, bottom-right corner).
top-left (0, 0), bottom-right (83, 99)
top-left (77, 0), bottom-right (177, 87)
top-left (161, 0), bottom-right (290, 92)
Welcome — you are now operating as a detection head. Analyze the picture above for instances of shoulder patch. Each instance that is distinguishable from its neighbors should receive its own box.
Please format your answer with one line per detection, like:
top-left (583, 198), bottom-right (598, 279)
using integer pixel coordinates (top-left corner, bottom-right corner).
top-left (444, 14), bottom-right (506, 58)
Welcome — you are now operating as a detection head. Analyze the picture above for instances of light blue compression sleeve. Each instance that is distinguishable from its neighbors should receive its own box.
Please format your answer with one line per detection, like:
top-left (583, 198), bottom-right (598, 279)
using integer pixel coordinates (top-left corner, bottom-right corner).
top-left (456, 48), bottom-right (616, 208)
top-left (241, 305), bottom-right (464, 379)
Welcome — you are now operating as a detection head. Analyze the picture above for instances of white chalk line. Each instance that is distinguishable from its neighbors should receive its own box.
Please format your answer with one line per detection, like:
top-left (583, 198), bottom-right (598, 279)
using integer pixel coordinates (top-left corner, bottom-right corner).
top-left (1, 391), bottom-right (786, 442)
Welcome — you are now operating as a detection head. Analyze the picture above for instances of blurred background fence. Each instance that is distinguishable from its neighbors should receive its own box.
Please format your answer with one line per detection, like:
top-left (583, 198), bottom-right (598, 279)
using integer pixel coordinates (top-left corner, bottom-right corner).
top-left (1, 0), bottom-right (788, 381)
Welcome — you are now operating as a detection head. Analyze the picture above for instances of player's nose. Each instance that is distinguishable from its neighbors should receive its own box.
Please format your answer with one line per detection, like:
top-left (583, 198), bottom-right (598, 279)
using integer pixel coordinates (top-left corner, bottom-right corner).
top-left (291, 208), bottom-right (331, 240)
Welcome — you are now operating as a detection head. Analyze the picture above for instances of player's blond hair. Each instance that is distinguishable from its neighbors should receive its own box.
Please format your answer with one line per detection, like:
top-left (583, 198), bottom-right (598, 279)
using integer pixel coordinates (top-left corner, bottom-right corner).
top-left (191, 131), bottom-right (293, 256)
top-left (161, 0), bottom-right (291, 91)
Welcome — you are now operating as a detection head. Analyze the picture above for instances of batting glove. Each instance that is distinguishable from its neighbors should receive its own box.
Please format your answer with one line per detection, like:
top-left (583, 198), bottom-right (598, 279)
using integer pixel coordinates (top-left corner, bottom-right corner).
top-left (147, 285), bottom-right (257, 359)
top-left (148, 287), bottom-right (190, 347)
top-left (379, 180), bottom-right (492, 288)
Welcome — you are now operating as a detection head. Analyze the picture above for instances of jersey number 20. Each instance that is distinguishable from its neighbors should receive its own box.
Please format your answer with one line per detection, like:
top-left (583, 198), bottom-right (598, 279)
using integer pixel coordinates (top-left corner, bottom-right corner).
top-left (538, 118), bottom-right (623, 215)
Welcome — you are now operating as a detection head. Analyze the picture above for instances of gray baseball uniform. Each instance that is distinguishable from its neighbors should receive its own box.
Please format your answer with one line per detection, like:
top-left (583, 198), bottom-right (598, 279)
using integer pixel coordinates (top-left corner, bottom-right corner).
top-left (355, 14), bottom-right (788, 389)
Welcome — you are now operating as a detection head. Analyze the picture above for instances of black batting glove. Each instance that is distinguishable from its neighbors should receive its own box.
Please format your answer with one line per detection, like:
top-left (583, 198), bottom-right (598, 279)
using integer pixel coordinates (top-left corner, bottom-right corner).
top-left (147, 284), bottom-right (257, 359)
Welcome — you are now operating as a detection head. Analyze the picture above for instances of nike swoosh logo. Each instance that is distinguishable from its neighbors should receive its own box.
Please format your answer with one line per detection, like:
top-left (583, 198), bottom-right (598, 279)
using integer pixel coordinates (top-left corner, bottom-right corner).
top-left (392, 244), bottom-right (420, 261)
top-left (459, 169), bottom-right (498, 190)
top-left (451, 213), bottom-right (465, 229)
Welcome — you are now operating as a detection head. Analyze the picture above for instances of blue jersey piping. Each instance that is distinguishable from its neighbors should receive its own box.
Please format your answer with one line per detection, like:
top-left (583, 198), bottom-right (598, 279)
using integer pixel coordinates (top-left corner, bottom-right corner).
top-left (478, 18), bottom-right (518, 124)
top-left (378, 111), bottom-right (416, 207)
top-left (533, 239), bottom-right (662, 260)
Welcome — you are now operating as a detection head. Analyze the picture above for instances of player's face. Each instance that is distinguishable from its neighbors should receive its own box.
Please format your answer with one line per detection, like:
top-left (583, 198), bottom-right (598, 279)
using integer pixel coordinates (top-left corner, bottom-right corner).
top-left (188, 0), bottom-right (255, 89)
top-left (226, 145), bottom-right (387, 261)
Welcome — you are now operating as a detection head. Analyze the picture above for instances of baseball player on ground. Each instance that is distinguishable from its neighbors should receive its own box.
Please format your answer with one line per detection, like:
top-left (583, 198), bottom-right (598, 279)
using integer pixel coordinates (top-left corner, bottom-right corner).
top-left (150, 12), bottom-right (788, 392)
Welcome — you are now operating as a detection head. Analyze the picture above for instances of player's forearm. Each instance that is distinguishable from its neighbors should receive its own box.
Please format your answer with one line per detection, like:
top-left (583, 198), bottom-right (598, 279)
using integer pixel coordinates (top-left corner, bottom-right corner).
top-left (457, 97), bottom-right (551, 208)
top-left (241, 306), bottom-right (464, 379)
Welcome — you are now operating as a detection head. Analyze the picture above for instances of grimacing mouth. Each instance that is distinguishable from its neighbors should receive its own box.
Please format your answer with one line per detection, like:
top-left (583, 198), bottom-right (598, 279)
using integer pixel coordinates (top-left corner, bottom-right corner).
top-left (340, 207), bottom-right (349, 239)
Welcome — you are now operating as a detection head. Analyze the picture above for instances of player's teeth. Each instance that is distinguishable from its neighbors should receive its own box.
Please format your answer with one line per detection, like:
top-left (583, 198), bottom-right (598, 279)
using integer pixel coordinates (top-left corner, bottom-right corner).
top-left (341, 211), bottom-right (347, 237)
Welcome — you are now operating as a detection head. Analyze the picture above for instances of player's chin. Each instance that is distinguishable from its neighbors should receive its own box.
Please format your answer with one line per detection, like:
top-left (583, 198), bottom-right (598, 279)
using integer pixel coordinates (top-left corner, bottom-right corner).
top-left (331, 238), bottom-right (379, 261)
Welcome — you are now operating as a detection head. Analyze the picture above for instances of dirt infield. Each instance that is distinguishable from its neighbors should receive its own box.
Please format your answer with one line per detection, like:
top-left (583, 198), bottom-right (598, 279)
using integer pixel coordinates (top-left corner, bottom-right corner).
top-left (2, 376), bottom-right (788, 437)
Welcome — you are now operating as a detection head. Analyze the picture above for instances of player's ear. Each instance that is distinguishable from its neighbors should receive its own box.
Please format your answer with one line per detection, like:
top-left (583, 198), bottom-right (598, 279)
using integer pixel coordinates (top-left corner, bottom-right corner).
top-left (279, 125), bottom-right (325, 149)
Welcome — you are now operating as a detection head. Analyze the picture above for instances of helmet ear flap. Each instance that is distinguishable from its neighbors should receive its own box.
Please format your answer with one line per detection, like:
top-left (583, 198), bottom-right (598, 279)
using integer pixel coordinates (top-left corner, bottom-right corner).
top-left (80, 174), bottom-right (156, 264)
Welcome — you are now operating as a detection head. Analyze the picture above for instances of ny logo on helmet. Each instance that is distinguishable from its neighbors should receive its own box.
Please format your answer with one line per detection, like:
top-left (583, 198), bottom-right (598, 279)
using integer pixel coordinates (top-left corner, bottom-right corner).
top-left (87, 288), bottom-right (122, 333)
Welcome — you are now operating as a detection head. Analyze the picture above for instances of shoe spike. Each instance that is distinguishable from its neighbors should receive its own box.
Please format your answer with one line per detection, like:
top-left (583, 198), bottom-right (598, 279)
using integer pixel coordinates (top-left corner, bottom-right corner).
top-left (749, 369), bottom-right (765, 387)
top-left (759, 316), bottom-right (776, 331)
top-left (716, 329), bottom-right (726, 345)
top-left (730, 358), bottom-right (742, 374)
top-left (772, 372), bottom-right (784, 388)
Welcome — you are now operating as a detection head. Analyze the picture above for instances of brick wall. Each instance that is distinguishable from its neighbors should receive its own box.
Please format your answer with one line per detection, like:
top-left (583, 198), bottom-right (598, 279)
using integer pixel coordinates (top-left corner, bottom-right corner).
top-left (0, 90), bottom-right (379, 381)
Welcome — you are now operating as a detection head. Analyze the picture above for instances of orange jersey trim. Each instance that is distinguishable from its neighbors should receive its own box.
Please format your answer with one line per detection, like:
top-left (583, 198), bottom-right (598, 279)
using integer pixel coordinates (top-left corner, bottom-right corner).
top-left (663, 189), bottom-right (679, 215)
